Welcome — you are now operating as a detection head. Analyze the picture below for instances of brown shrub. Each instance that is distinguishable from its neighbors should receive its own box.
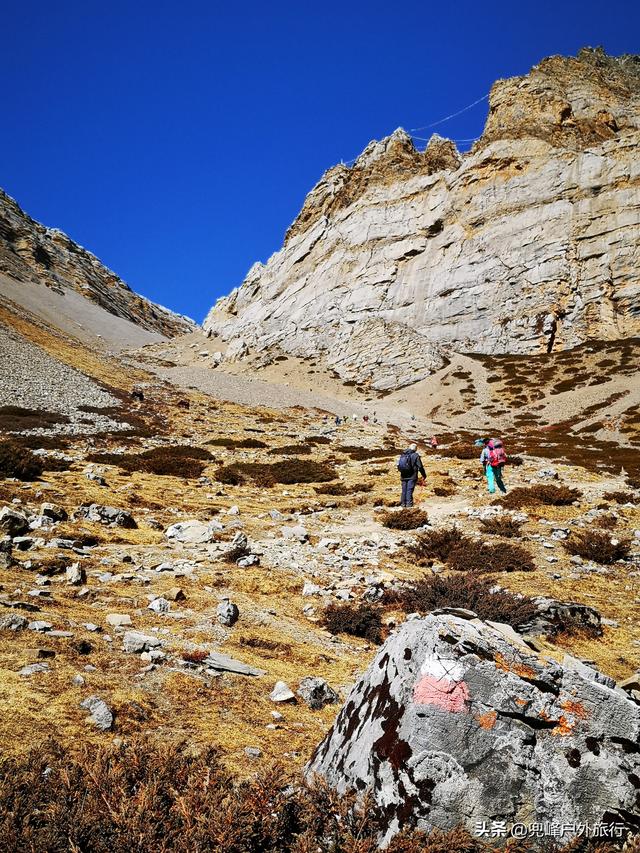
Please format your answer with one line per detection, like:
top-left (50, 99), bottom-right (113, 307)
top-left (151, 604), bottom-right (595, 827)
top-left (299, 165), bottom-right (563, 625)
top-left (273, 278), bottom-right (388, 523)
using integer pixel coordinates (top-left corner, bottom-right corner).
top-left (440, 442), bottom-right (478, 460)
top-left (267, 444), bottom-right (312, 455)
top-left (206, 437), bottom-right (267, 449)
top-left (315, 482), bottom-right (373, 496)
top-left (387, 574), bottom-right (538, 629)
top-left (335, 445), bottom-right (395, 461)
top-left (88, 445), bottom-right (212, 478)
top-left (216, 460), bottom-right (337, 487)
top-left (448, 539), bottom-right (535, 574)
top-left (307, 435), bottom-right (332, 445)
top-left (381, 508), bottom-right (429, 530)
top-left (0, 738), bottom-right (620, 852)
top-left (222, 543), bottom-right (250, 563)
top-left (507, 455), bottom-right (524, 466)
top-left (409, 527), bottom-right (466, 565)
top-left (180, 649), bottom-right (208, 663)
top-left (0, 406), bottom-right (70, 431)
top-left (41, 456), bottom-right (73, 472)
top-left (495, 484), bottom-right (581, 509)
top-left (0, 441), bottom-right (43, 480)
top-left (563, 529), bottom-right (631, 564)
top-left (478, 516), bottom-right (524, 538)
top-left (433, 486), bottom-right (455, 497)
top-left (321, 603), bottom-right (383, 643)
top-left (602, 490), bottom-right (636, 504)
top-left (595, 514), bottom-right (618, 530)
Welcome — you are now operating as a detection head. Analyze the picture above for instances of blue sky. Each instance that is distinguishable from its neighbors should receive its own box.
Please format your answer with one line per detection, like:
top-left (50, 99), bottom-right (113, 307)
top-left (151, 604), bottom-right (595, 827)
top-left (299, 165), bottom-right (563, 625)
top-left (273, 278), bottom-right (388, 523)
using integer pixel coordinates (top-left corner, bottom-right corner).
top-left (2, 1), bottom-right (639, 322)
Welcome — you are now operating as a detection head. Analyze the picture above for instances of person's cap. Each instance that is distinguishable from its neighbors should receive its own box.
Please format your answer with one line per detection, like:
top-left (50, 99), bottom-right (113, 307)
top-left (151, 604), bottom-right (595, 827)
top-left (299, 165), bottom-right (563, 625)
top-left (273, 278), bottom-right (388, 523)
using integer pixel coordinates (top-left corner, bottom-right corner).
top-left (409, 443), bottom-right (417, 450)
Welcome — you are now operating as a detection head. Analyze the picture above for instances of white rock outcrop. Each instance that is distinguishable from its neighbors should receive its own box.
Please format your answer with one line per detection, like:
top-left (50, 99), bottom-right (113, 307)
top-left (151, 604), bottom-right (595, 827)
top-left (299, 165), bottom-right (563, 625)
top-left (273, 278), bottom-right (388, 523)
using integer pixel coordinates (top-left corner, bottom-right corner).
top-left (204, 49), bottom-right (640, 389)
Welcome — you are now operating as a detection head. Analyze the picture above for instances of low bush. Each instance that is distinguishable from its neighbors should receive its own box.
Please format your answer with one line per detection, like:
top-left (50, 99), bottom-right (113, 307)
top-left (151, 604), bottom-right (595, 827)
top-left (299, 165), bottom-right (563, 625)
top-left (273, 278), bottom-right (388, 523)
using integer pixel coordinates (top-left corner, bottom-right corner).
top-left (267, 444), bottom-right (312, 455)
top-left (222, 543), bottom-right (250, 563)
top-left (387, 574), bottom-right (538, 629)
top-left (603, 490), bottom-right (636, 504)
top-left (409, 527), bottom-right (466, 565)
top-left (88, 445), bottom-right (213, 478)
top-left (495, 484), bottom-right (581, 509)
top-left (0, 441), bottom-right (43, 480)
top-left (0, 738), bottom-right (612, 852)
top-left (216, 460), bottom-right (337, 487)
top-left (335, 445), bottom-right (395, 461)
top-left (507, 455), bottom-right (524, 466)
top-left (321, 603), bottom-right (383, 643)
top-left (440, 442), bottom-right (478, 460)
top-left (447, 539), bottom-right (535, 573)
top-left (478, 516), bottom-right (524, 538)
top-left (0, 405), bottom-right (70, 431)
top-left (381, 508), bottom-right (429, 530)
top-left (595, 514), bottom-right (618, 530)
top-left (41, 456), bottom-right (73, 472)
top-left (563, 529), bottom-right (631, 564)
top-left (206, 437), bottom-right (267, 449)
top-left (433, 485), bottom-right (455, 497)
top-left (315, 482), bottom-right (373, 495)
top-left (180, 649), bottom-right (208, 664)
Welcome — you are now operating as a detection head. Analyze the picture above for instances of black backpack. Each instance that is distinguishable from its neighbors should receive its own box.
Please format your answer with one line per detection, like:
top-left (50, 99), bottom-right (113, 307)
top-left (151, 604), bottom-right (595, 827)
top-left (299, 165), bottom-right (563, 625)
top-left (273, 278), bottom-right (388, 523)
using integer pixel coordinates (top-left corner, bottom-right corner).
top-left (397, 450), bottom-right (415, 476)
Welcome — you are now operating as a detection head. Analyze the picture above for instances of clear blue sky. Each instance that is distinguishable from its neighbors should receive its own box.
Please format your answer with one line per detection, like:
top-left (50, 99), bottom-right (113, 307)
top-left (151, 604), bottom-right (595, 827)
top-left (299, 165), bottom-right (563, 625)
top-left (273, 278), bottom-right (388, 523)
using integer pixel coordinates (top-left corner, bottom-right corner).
top-left (2, 1), bottom-right (638, 322)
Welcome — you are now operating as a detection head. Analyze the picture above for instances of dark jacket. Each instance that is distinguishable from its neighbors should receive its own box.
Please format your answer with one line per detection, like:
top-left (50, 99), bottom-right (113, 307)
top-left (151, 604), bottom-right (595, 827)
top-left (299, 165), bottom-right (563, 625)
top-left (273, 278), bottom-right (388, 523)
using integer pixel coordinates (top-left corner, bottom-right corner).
top-left (400, 449), bottom-right (426, 480)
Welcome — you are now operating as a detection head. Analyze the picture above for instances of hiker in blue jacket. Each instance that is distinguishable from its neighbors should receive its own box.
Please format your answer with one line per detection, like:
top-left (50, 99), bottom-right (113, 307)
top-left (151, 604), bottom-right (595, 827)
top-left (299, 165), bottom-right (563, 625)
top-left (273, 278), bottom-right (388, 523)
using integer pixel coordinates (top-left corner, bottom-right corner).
top-left (397, 443), bottom-right (426, 507)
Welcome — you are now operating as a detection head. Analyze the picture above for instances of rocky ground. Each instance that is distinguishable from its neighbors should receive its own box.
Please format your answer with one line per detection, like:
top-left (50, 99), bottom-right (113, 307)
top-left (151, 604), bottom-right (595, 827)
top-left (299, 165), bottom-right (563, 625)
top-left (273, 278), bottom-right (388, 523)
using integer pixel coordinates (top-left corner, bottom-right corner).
top-left (1, 367), bottom-right (639, 779)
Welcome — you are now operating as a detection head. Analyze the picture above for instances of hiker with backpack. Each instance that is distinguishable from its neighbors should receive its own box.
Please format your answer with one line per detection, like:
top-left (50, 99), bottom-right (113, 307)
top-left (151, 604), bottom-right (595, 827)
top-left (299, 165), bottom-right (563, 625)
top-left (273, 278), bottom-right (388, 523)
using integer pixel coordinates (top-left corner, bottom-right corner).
top-left (397, 443), bottom-right (426, 507)
top-left (480, 438), bottom-right (508, 495)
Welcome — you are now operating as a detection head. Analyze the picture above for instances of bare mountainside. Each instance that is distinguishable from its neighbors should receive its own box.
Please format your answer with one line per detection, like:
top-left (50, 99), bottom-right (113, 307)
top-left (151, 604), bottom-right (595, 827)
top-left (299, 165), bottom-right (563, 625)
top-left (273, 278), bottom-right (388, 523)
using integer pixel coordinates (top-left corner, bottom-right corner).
top-left (204, 48), bottom-right (640, 391)
top-left (0, 188), bottom-right (195, 338)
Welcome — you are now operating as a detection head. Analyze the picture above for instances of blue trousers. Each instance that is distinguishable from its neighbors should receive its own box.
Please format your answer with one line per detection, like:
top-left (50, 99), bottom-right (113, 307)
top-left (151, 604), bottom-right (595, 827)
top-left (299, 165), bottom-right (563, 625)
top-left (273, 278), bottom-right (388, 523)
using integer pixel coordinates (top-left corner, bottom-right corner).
top-left (401, 476), bottom-right (417, 506)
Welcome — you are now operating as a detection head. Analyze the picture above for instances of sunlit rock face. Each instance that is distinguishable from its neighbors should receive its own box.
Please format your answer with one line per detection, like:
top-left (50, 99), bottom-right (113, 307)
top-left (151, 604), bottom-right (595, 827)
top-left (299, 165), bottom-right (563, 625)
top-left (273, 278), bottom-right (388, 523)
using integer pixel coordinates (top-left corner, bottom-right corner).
top-left (204, 49), bottom-right (640, 389)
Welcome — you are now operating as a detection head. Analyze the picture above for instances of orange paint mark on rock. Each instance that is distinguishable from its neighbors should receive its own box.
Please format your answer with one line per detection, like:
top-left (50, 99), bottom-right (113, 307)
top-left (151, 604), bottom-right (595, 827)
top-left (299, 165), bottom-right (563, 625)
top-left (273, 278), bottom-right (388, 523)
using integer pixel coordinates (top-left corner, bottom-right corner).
top-left (552, 715), bottom-right (576, 736)
top-left (494, 653), bottom-right (537, 679)
top-left (515, 698), bottom-right (527, 706)
top-left (476, 710), bottom-right (498, 730)
top-left (560, 699), bottom-right (588, 719)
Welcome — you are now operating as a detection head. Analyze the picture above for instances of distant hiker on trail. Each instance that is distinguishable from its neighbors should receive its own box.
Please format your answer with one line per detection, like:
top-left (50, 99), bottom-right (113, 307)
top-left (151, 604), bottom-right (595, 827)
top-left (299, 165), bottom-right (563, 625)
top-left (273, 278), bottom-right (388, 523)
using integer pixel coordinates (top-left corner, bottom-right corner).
top-left (335, 416), bottom-right (341, 426)
top-left (480, 438), bottom-right (508, 495)
top-left (430, 435), bottom-right (438, 449)
top-left (397, 443), bottom-right (426, 508)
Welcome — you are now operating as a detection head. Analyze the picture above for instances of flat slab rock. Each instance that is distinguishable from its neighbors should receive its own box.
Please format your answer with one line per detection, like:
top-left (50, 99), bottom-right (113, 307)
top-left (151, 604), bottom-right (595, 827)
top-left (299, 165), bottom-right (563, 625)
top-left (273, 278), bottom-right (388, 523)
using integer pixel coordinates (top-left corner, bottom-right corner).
top-left (306, 613), bottom-right (640, 844)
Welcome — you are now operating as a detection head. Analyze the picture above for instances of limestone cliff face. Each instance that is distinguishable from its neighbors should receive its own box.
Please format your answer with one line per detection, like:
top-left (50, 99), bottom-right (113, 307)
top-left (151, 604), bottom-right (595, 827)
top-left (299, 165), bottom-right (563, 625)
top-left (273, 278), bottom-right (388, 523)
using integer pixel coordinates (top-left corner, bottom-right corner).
top-left (0, 189), bottom-right (195, 337)
top-left (204, 48), bottom-right (640, 389)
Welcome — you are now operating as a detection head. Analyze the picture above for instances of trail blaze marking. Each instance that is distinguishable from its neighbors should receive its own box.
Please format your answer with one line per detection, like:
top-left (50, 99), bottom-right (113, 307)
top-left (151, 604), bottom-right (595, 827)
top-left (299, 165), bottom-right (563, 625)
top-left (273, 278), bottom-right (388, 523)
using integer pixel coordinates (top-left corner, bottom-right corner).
top-left (413, 655), bottom-right (469, 713)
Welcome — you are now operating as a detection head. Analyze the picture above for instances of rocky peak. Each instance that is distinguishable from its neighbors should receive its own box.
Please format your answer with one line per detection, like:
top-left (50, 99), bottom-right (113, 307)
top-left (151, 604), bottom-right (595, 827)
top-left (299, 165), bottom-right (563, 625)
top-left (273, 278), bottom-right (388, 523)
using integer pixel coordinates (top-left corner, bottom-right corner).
top-left (481, 46), bottom-right (640, 149)
top-left (0, 189), bottom-right (195, 337)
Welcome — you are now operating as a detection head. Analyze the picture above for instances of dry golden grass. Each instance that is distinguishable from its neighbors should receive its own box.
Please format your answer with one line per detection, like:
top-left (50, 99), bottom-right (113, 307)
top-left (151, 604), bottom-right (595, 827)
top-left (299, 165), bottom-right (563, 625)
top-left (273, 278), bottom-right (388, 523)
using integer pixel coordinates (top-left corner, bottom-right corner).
top-left (1, 332), bottom-right (639, 784)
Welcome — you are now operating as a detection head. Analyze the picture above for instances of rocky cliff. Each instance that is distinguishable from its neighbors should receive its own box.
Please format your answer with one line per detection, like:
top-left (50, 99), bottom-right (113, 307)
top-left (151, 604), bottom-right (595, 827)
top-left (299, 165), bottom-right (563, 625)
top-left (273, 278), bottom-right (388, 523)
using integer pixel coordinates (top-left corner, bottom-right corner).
top-left (204, 48), bottom-right (640, 390)
top-left (0, 189), bottom-right (195, 337)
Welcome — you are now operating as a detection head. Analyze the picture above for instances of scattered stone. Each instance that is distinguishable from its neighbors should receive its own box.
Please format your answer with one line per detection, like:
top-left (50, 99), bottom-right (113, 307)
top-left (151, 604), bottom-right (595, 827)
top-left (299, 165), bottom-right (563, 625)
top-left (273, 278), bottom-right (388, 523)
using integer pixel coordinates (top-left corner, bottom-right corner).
top-left (297, 676), bottom-right (339, 710)
top-left (164, 587), bottom-right (186, 602)
top-left (537, 468), bottom-right (558, 479)
top-left (165, 519), bottom-right (223, 544)
top-left (271, 711), bottom-right (284, 722)
top-left (270, 681), bottom-right (296, 703)
top-left (237, 554), bottom-right (259, 567)
top-left (27, 620), bottom-right (52, 632)
top-left (12, 536), bottom-right (35, 551)
top-left (123, 631), bottom-right (162, 653)
top-left (85, 471), bottom-right (107, 486)
top-left (49, 630), bottom-right (74, 638)
top-left (0, 507), bottom-right (29, 537)
top-left (0, 536), bottom-right (13, 569)
top-left (227, 505), bottom-right (240, 516)
top-left (80, 695), bottom-right (113, 731)
top-left (520, 598), bottom-right (602, 638)
top-left (19, 662), bottom-right (50, 677)
top-left (148, 597), bottom-right (170, 615)
top-left (40, 503), bottom-right (68, 522)
top-left (106, 614), bottom-right (132, 628)
top-left (0, 613), bottom-right (27, 631)
top-left (72, 674), bottom-right (86, 687)
top-left (245, 747), bottom-right (262, 759)
top-left (281, 525), bottom-right (309, 543)
top-left (65, 562), bottom-right (86, 585)
top-left (75, 504), bottom-right (137, 529)
top-left (302, 582), bottom-right (322, 597)
top-left (217, 597), bottom-right (239, 627)
top-left (204, 652), bottom-right (264, 676)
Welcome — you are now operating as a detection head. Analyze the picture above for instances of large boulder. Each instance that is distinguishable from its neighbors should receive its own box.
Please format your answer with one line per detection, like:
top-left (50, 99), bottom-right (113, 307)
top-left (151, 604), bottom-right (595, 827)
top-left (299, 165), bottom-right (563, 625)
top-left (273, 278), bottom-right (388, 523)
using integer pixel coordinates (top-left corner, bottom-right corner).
top-left (75, 504), bottom-right (137, 529)
top-left (306, 612), bottom-right (640, 844)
